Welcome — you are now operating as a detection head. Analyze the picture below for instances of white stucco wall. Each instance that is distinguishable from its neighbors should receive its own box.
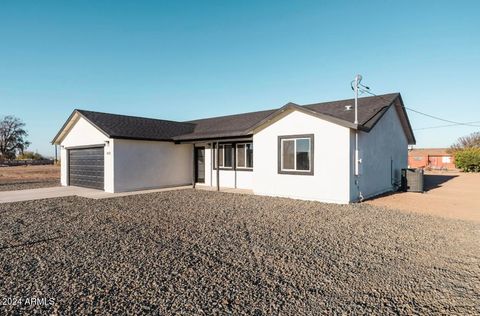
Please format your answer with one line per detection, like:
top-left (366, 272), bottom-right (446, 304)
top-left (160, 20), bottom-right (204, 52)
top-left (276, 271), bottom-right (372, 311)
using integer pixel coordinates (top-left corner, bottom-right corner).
top-left (353, 105), bottom-right (408, 200)
top-left (253, 110), bottom-right (352, 203)
top-left (200, 145), bottom-right (253, 189)
top-left (113, 139), bottom-right (192, 192)
top-left (235, 170), bottom-right (253, 189)
top-left (59, 117), bottom-right (114, 192)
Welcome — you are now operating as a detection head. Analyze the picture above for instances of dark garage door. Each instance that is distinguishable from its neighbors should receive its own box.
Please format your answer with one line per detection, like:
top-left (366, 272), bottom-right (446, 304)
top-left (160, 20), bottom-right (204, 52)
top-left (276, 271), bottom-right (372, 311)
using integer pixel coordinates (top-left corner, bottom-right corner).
top-left (68, 147), bottom-right (104, 190)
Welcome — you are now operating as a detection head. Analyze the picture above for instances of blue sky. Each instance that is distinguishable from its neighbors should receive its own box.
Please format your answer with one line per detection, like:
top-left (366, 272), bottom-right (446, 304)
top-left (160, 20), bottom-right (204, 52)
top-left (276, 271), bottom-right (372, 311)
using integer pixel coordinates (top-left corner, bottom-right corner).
top-left (1, 1), bottom-right (479, 156)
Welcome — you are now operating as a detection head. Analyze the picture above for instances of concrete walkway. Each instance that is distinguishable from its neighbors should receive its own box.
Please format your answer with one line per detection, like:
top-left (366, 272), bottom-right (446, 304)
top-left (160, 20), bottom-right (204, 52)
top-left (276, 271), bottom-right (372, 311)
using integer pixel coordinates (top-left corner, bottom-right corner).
top-left (0, 185), bottom-right (192, 203)
top-left (0, 184), bottom-right (254, 204)
top-left (195, 185), bottom-right (253, 195)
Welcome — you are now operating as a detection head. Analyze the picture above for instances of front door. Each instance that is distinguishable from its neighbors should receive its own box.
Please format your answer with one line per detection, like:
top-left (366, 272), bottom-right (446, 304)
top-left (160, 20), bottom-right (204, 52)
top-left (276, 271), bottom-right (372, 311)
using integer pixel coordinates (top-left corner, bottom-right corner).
top-left (195, 147), bottom-right (205, 183)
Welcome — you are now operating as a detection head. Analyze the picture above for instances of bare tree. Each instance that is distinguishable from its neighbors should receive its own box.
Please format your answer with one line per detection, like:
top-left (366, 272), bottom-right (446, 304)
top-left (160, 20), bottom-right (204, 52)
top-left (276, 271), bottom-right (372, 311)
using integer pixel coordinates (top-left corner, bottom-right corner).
top-left (449, 131), bottom-right (480, 153)
top-left (0, 115), bottom-right (30, 160)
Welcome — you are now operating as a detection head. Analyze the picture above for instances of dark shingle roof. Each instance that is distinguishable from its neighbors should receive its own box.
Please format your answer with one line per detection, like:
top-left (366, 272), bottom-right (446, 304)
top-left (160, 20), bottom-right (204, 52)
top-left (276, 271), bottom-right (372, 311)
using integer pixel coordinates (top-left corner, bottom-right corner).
top-left (77, 110), bottom-right (195, 141)
top-left (53, 93), bottom-right (415, 144)
top-left (173, 93), bottom-right (401, 140)
top-left (303, 93), bottom-right (399, 130)
top-left (176, 109), bottom-right (277, 140)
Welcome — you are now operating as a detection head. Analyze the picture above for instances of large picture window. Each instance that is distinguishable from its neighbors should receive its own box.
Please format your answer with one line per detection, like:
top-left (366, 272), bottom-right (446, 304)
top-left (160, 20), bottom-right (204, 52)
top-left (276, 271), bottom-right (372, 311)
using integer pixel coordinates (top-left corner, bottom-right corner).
top-left (236, 143), bottom-right (253, 169)
top-left (215, 144), bottom-right (233, 168)
top-left (278, 134), bottom-right (314, 175)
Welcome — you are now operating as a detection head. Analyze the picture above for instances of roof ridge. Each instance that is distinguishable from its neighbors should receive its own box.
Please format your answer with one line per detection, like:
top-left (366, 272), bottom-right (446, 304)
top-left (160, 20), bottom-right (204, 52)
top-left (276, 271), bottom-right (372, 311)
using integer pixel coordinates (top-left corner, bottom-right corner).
top-left (301, 92), bottom-right (400, 107)
top-left (185, 108), bottom-right (277, 123)
top-left (185, 93), bottom-right (400, 123)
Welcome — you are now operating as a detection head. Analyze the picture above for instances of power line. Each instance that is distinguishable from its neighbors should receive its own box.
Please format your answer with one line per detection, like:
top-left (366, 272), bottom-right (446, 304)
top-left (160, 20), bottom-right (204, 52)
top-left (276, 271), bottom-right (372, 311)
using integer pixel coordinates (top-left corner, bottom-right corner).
top-left (405, 107), bottom-right (480, 128)
top-left (358, 87), bottom-right (480, 129)
top-left (414, 121), bottom-right (480, 131)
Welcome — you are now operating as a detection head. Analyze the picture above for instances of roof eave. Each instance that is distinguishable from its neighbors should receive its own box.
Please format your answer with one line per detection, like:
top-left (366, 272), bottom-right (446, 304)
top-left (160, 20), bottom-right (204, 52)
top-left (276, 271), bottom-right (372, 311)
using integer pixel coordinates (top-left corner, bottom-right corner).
top-left (173, 132), bottom-right (252, 142)
top-left (51, 110), bottom-right (78, 144)
top-left (51, 109), bottom-right (111, 145)
top-left (396, 94), bottom-right (416, 145)
top-left (247, 103), bottom-right (359, 134)
top-left (110, 136), bottom-right (176, 142)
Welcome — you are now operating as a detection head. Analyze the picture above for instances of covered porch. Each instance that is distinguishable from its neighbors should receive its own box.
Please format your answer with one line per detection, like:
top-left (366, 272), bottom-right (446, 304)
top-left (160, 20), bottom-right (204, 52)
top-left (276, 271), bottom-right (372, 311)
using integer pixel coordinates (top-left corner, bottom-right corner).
top-left (183, 137), bottom-right (254, 191)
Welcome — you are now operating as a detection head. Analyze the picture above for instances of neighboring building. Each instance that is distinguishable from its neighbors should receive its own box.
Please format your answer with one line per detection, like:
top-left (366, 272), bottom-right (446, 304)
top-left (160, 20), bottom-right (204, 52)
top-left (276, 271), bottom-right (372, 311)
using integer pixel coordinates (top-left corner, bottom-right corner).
top-left (52, 93), bottom-right (415, 204)
top-left (408, 148), bottom-right (456, 170)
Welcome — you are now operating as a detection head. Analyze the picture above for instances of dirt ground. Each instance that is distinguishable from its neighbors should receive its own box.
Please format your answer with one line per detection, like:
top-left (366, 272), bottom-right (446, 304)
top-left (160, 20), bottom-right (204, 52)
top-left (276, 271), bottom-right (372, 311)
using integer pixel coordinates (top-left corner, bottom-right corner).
top-left (0, 165), bottom-right (60, 191)
top-left (0, 165), bottom-right (60, 182)
top-left (367, 171), bottom-right (480, 222)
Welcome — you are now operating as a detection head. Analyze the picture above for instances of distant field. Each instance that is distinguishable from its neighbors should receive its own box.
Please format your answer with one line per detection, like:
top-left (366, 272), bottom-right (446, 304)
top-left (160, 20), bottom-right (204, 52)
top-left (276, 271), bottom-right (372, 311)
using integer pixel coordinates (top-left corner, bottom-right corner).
top-left (0, 165), bottom-right (60, 191)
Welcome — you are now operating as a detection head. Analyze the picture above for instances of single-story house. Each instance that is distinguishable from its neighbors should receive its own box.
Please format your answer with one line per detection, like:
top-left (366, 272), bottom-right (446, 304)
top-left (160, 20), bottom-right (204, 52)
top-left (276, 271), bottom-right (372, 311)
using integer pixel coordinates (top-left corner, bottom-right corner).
top-left (52, 93), bottom-right (415, 203)
top-left (408, 148), bottom-right (456, 170)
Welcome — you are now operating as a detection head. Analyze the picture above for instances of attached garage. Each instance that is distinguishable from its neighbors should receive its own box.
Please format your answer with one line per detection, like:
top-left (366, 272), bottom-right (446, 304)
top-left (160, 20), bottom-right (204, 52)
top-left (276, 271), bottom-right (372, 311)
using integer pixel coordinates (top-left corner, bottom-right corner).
top-left (53, 109), bottom-right (194, 193)
top-left (68, 147), bottom-right (104, 190)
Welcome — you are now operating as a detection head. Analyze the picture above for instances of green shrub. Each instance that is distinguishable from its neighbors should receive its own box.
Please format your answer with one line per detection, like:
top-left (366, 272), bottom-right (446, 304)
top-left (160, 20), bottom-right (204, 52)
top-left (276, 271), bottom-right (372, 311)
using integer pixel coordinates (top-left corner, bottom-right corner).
top-left (454, 148), bottom-right (480, 172)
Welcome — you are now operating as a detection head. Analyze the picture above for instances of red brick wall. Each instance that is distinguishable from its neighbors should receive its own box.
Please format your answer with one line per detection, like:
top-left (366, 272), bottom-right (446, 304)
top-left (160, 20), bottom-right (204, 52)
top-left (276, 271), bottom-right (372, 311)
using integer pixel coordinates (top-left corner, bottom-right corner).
top-left (408, 150), bottom-right (456, 170)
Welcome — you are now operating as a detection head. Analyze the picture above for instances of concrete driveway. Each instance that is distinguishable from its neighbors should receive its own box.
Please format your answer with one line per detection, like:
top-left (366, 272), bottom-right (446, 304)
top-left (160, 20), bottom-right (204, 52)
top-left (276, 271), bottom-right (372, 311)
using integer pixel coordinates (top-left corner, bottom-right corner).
top-left (0, 186), bottom-right (100, 203)
top-left (0, 185), bottom-right (192, 203)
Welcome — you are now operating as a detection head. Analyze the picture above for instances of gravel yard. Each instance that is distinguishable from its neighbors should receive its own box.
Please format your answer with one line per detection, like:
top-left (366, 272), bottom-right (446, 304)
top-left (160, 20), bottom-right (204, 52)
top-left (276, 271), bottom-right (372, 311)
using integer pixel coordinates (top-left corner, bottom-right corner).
top-left (0, 190), bottom-right (479, 314)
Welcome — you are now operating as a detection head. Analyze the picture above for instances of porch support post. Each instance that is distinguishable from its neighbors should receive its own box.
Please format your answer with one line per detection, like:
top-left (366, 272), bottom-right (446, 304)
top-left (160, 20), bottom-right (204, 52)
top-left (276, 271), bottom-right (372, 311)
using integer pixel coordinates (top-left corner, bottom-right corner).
top-left (192, 144), bottom-right (196, 189)
top-left (210, 142), bottom-right (213, 187)
top-left (216, 141), bottom-right (220, 191)
top-left (233, 143), bottom-right (237, 189)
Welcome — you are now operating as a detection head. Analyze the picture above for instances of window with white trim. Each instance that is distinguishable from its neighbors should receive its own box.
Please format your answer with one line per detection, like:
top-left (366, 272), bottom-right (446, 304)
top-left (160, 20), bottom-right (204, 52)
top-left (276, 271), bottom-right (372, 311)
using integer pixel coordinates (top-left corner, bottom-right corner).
top-left (214, 144), bottom-right (233, 168)
top-left (236, 143), bottom-right (253, 169)
top-left (278, 135), bottom-right (314, 175)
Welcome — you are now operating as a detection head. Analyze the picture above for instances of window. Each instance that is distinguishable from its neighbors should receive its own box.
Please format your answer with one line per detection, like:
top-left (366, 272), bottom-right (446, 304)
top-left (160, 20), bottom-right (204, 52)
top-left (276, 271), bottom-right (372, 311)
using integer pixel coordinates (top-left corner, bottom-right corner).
top-left (236, 143), bottom-right (253, 169)
top-left (442, 156), bottom-right (451, 163)
top-left (278, 134), bottom-right (314, 175)
top-left (215, 144), bottom-right (233, 168)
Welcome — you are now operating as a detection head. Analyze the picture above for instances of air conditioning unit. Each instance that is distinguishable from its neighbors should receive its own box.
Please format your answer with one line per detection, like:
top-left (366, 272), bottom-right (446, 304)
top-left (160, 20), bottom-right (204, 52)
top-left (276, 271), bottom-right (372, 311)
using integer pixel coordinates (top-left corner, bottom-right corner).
top-left (401, 168), bottom-right (424, 193)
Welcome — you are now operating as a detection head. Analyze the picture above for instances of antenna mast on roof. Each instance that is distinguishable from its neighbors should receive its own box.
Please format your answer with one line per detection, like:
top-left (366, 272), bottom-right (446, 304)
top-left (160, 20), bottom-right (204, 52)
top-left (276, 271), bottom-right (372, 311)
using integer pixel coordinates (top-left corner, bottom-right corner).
top-left (353, 74), bottom-right (362, 125)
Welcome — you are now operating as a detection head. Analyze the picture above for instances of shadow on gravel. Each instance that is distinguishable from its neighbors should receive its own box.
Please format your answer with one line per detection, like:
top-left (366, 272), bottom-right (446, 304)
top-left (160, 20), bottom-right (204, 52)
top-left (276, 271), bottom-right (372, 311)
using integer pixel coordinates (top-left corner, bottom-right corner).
top-left (0, 236), bottom-right (62, 251)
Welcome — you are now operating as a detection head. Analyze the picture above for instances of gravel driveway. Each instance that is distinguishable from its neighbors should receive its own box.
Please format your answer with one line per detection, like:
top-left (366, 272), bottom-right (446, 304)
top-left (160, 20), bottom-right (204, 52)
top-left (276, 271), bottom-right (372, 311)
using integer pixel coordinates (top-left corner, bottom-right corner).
top-left (0, 190), bottom-right (479, 314)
